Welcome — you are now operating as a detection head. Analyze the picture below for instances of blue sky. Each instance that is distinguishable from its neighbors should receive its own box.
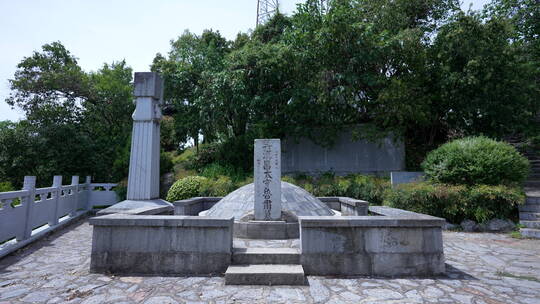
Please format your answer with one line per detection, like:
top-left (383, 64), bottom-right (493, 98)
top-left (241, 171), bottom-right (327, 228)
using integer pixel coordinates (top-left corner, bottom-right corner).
top-left (0, 0), bottom-right (489, 121)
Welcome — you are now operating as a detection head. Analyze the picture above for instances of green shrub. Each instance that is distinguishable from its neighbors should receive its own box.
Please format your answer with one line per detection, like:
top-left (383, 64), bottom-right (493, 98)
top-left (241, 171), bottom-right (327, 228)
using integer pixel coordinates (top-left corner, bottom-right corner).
top-left (422, 136), bottom-right (530, 185)
top-left (199, 163), bottom-right (248, 183)
top-left (160, 151), bottom-right (174, 175)
top-left (114, 179), bottom-right (128, 201)
top-left (286, 174), bottom-right (390, 204)
top-left (383, 182), bottom-right (525, 223)
top-left (347, 175), bottom-right (390, 205)
top-left (0, 181), bottom-right (14, 192)
top-left (166, 176), bottom-right (208, 201)
top-left (200, 175), bottom-right (235, 197)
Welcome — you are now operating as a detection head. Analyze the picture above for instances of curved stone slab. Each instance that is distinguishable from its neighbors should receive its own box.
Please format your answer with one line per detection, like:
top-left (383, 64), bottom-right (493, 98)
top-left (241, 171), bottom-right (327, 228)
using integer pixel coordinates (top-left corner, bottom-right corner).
top-left (205, 182), bottom-right (334, 220)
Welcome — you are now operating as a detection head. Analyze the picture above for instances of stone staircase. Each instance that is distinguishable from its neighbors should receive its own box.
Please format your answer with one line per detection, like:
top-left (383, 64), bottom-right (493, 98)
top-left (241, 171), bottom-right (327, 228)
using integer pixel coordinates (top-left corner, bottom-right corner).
top-left (225, 247), bottom-right (305, 285)
top-left (520, 195), bottom-right (540, 238)
top-left (507, 133), bottom-right (540, 238)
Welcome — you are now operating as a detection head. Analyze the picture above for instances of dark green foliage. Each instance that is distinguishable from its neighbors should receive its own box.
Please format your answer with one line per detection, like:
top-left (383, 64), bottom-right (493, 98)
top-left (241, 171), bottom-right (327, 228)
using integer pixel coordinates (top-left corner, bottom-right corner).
top-left (165, 173), bottom-right (389, 205)
top-left (160, 151), bottom-right (174, 177)
top-left (384, 182), bottom-right (525, 223)
top-left (0, 182), bottom-right (14, 192)
top-left (2, 42), bottom-right (134, 186)
top-left (422, 137), bottom-right (530, 185)
top-left (166, 176), bottom-right (208, 201)
top-left (151, 0), bottom-right (539, 171)
top-left (283, 174), bottom-right (391, 205)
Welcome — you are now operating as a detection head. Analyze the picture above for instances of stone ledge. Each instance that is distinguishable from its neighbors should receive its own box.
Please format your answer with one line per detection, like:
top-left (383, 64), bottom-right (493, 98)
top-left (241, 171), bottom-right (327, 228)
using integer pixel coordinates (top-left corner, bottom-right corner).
top-left (89, 214), bottom-right (234, 227)
top-left (97, 199), bottom-right (173, 216)
top-left (298, 216), bottom-right (444, 228)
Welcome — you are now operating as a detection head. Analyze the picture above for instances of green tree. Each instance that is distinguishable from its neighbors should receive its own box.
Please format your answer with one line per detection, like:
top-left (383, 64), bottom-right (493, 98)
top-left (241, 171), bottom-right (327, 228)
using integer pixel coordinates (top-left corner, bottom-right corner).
top-left (3, 42), bottom-right (136, 185)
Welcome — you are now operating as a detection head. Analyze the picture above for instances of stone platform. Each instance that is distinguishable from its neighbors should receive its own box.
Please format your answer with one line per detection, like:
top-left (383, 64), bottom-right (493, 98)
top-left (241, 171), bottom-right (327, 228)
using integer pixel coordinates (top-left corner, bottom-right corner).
top-left (1, 218), bottom-right (540, 303)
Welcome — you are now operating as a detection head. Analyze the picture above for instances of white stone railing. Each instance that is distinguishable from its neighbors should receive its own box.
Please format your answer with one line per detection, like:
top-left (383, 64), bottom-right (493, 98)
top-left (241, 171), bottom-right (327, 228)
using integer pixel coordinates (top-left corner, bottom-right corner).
top-left (0, 175), bottom-right (118, 258)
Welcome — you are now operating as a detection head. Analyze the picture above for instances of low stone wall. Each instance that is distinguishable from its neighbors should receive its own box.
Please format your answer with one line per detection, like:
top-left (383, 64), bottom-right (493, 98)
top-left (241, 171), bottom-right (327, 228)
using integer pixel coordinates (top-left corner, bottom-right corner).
top-left (318, 197), bottom-right (369, 215)
top-left (89, 214), bottom-right (233, 275)
top-left (299, 206), bottom-right (445, 276)
top-left (172, 197), bottom-right (222, 215)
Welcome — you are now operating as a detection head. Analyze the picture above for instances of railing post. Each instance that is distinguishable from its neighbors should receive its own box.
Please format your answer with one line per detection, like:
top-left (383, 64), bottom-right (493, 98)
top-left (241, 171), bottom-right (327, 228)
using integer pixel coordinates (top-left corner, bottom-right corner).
top-left (85, 176), bottom-right (92, 210)
top-left (50, 176), bottom-right (62, 226)
top-left (21, 176), bottom-right (36, 240)
top-left (70, 176), bottom-right (79, 217)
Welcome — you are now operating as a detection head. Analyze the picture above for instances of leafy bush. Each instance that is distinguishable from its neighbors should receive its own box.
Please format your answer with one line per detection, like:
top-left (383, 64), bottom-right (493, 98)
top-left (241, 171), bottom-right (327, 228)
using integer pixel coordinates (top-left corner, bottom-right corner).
top-left (383, 182), bottom-right (525, 223)
top-left (199, 163), bottom-right (248, 183)
top-left (166, 176), bottom-right (208, 201)
top-left (200, 175), bottom-right (235, 197)
top-left (347, 175), bottom-right (390, 205)
top-left (0, 181), bottom-right (14, 192)
top-left (160, 151), bottom-right (174, 176)
top-left (422, 136), bottom-right (530, 185)
top-left (284, 173), bottom-right (390, 204)
top-left (114, 179), bottom-right (128, 201)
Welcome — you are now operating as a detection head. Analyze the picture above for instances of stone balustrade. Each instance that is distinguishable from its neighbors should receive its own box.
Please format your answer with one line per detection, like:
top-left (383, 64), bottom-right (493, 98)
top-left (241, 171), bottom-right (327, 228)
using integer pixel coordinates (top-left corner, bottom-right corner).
top-left (0, 176), bottom-right (118, 258)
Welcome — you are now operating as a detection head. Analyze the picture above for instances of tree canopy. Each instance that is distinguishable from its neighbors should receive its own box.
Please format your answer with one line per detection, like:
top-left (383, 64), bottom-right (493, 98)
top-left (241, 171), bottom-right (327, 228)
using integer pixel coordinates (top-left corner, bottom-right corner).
top-left (2, 0), bottom-right (539, 186)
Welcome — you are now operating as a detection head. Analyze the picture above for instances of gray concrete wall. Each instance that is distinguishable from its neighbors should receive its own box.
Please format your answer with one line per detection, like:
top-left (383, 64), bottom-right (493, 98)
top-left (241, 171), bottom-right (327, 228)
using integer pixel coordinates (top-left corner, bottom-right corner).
top-left (299, 207), bottom-right (445, 276)
top-left (89, 214), bottom-right (234, 275)
top-left (282, 130), bottom-right (405, 176)
top-left (390, 171), bottom-right (425, 187)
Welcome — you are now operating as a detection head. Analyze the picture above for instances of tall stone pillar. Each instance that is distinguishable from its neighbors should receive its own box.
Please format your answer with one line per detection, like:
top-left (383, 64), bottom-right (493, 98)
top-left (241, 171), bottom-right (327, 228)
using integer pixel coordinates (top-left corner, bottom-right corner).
top-left (98, 72), bottom-right (172, 215)
top-left (127, 73), bottom-right (162, 200)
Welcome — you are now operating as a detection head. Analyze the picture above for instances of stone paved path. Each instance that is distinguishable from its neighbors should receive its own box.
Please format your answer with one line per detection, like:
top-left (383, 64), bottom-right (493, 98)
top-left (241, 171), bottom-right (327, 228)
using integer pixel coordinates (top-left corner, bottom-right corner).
top-left (1, 218), bottom-right (539, 304)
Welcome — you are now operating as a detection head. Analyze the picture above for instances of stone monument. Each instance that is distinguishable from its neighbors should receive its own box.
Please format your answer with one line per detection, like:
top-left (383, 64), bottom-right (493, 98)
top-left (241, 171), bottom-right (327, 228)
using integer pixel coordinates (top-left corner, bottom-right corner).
top-left (98, 72), bottom-right (172, 215)
top-left (254, 139), bottom-right (282, 220)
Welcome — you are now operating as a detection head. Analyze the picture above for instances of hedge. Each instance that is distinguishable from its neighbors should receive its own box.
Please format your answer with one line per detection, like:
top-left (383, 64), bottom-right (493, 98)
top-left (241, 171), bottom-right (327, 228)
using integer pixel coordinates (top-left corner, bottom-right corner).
top-left (383, 182), bottom-right (525, 223)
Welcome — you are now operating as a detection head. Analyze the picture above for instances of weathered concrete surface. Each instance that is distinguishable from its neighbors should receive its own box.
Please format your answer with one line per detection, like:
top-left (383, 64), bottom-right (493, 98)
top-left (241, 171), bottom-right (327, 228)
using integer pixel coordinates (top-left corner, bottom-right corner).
top-left (282, 129), bottom-right (405, 175)
top-left (89, 215), bottom-right (233, 275)
top-left (299, 208), bottom-right (445, 276)
top-left (235, 220), bottom-right (299, 239)
top-left (1, 220), bottom-right (540, 303)
top-left (225, 265), bottom-right (305, 286)
top-left (232, 247), bottom-right (300, 265)
top-left (97, 199), bottom-right (172, 216)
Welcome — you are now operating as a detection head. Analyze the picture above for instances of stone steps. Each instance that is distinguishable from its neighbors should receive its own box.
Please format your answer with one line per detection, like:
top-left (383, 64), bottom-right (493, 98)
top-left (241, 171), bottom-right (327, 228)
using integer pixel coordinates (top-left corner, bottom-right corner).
top-left (225, 264), bottom-right (305, 285)
top-left (525, 180), bottom-right (540, 188)
top-left (518, 193), bottom-right (540, 239)
top-left (526, 196), bottom-right (540, 204)
top-left (520, 221), bottom-right (540, 229)
top-left (225, 245), bottom-right (305, 285)
top-left (520, 228), bottom-right (540, 238)
top-left (232, 247), bottom-right (300, 265)
top-left (519, 204), bottom-right (540, 213)
top-left (519, 212), bottom-right (540, 221)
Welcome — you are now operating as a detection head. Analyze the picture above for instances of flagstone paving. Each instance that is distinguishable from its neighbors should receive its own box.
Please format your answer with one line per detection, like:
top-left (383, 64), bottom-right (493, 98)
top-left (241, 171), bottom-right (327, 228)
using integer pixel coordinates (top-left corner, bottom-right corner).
top-left (1, 218), bottom-right (539, 304)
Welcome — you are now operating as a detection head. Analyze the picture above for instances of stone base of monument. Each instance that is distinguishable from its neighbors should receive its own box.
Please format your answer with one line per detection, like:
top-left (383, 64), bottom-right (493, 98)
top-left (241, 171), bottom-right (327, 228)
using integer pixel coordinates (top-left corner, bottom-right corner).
top-left (97, 199), bottom-right (173, 215)
top-left (89, 214), bottom-right (233, 275)
top-left (235, 220), bottom-right (299, 239)
top-left (299, 206), bottom-right (446, 276)
top-left (89, 199), bottom-right (445, 279)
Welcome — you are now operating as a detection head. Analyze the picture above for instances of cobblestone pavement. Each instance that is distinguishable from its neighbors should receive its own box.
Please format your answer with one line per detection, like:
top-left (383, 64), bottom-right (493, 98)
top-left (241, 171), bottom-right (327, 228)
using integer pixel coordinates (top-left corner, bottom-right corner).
top-left (1, 218), bottom-right (539, 304)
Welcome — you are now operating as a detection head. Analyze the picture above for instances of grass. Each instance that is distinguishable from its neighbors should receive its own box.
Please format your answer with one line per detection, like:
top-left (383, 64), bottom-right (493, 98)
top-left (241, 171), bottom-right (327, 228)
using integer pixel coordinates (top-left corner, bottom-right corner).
top-left (496, 271), bottom-right (540, 283)
top-left (509, 231), bottom-right (524, 239)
